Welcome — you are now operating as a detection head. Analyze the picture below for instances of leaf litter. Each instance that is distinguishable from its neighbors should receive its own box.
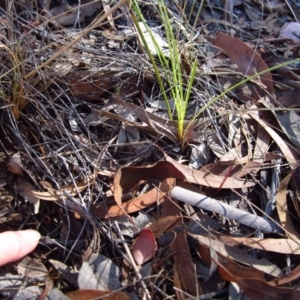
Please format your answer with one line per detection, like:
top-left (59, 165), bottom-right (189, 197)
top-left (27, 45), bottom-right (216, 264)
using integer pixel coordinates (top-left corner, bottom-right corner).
top-left (1, 0), bottom-right (300, 299)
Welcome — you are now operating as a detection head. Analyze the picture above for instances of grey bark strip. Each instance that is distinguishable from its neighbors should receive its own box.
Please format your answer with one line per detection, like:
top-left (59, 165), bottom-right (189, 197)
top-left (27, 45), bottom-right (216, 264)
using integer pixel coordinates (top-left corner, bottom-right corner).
top-left (170, 186), bottom-right (282, 233)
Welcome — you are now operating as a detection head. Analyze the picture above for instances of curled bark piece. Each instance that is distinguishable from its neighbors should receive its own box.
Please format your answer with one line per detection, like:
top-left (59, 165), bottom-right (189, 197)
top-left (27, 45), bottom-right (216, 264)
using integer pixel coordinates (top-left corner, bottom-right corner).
top-left (170, 187), bottom-right (282, 233)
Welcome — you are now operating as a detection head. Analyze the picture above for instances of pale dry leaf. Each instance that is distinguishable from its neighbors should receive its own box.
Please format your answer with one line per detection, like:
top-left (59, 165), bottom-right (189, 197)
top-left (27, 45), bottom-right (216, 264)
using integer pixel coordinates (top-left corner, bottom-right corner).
top-left (7, 152), bottom-right (23, 176)
top-left (219, 147), bottom-right (243, 162)
top-left (189, 143), bottom-right (209, 169)
top-left (110, 96), bottom-right (178, 143)
top-left (224, 237), bottom-right (300, 255)
top-left (268, 264), bottom-right (300, 287)
top-left (266, 0), bottom-right (289, 14)
top-left (137, 22), bottom-right (169, 56)
top-left (279, 22), bottom-right (300, 44)
top-left (14, 177), bottom-right (40, 213)
top-left (207, 132), bottom-right (227, 158)
top-left (248, 108), bottom-right (298, 170)
top-left (243, 1), bottom-right (263, 21)
top-left (253, 123), bottom-right (271, 162)
top-left (208, 234), bottom-right (218, 277)
top-left (17, 257), bottom-right (48, 278)
top-left (49, 259), bottom-right (79, 289)
top-left (53, 62), bottom-right (73, 76)
top-left (276, 110), bottom-right (300, 150)
top-left (227, 113), bottom-right (241, 147)
top-left (78, 254), bottom-right (122, 290)
top-left (32, 176), bottom-right (93, 201)
top-left (190, 234), bottom-right (281, 276)
top-left (102, 0), bottom-right (116, 29)
top-left (166, 156), bottom-right (255, 188)
top-left (276, 173), bottom-right (300, 240)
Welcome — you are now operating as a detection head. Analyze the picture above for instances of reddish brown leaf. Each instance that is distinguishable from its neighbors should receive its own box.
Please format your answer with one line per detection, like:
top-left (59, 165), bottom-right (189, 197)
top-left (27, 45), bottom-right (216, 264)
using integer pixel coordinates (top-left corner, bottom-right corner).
top-left (165, 156), bottom-right (255, 188)
top-left (268, 264), bottom-right (300, 286)
top-left (66, 71), bottom-right (112, 101)
top-left (208, 32), bottom-right (274, 93)
top-left (198, 249), bottom-right (266, 282)
top-left (199, 160), bottom-right (262, 179)
top-left (161, 197), bottom-right (202, 296)
top-left (66, 289), bottom-right (129, 300)
top-left (93, 178), bottom-right (175, 218)
top-left (213, 257), bottom-right (300, 299)
top-left (132, 228), bottom-right (157, 265)
top-left (149, 215), bottom-right (183, 238)
top-left (114, 161), bottom-right (184, 209)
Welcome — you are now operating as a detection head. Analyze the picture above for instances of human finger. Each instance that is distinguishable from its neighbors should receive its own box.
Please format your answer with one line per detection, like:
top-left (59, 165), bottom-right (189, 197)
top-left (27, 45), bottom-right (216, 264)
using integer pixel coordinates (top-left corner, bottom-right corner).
top-left (0, 230), bottom-right (41, 266)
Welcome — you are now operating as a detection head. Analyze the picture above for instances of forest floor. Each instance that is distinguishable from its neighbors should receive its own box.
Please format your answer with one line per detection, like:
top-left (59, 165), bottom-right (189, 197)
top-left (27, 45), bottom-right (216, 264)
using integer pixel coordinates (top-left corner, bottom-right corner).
top-left (1, 0), bottom-right (300, 299)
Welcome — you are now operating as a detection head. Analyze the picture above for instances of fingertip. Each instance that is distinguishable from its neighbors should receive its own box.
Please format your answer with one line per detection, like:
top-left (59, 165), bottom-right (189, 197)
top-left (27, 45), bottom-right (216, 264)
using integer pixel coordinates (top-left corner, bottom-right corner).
top-left (18, 230), bottom-right (41, 246)
top-left (0, 230), bottom-right (41, 266)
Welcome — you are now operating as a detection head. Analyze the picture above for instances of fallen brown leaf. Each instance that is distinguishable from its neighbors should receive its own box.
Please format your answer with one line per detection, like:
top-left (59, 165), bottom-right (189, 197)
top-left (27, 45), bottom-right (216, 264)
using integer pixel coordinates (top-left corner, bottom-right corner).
top-left (66, 289), bottom-right (129, 300)
top-left (208, 32), bottom-right (274, 94)
top-left (219, 236), bottom-right (300, 255)
top-left (191, 234), bottom-right (281, 276)
top-left (213, 256), bottom-right (300, 299)
top-left (162, 196), bottom-right (202, 297)
top-left (32, 176), bottom-right (94, 201)
top-left (93, 177), bottom-right (175, 218)
top-left (165, 155), bottom-right (255, 188)
top-left (276, 173), bottom-right (300, 240)
top-left (132, 228), bottom-right (157, 265)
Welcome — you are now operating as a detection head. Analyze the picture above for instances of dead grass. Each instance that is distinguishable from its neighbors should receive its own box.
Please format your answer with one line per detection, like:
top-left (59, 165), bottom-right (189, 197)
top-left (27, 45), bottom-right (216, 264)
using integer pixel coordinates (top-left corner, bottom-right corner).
top-left (0, 0), bottom-right (300, 299)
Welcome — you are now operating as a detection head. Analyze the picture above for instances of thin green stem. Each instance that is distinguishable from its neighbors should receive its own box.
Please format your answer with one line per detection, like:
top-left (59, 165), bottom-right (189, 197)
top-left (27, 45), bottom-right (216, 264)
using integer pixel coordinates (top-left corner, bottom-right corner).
top-left (184, 57), bottom-right (300, 138)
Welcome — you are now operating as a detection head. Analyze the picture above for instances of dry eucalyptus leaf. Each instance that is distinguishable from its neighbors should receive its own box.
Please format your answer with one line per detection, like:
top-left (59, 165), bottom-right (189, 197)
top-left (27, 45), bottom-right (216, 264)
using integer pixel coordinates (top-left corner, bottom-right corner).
top-left (47, 5), bottom-right (85, 26)
top-left (47, 0), bottom-right (102, 26)
top-left (276, 173), bottom-right (300, 240)
top-left (32, 176), bottom-right (93, 201)
top-left (138, 22), bottom-right (169, 56)
top-left (280, 22), bottom-right (300, 44)
top-left (207, 32), bottom-right (274, 94)
top-left (78, 254), bottom-right (121, 290)
top-left (224, 237), bottom-right (300, 255)
top-left (13, 177), bottom-right (40, 213)
top-left (66, 71), bottom-right (112, 101)
top-left (191, 234), bottom-right (281, 277)
top-left (17, 257), bottom-right (48, 278)
top-left (213, 257), bottom-right (300, 299)
top-left (49, 259), bottom-right (79, 289)
top-left (248, 108), bottom-right (298, 170)
top-left (66, 289), bottom-right (130, 300)
top-left (276, 111), bottom-right (300, 149)
top-left (7, 152), bottom-right (23, 176)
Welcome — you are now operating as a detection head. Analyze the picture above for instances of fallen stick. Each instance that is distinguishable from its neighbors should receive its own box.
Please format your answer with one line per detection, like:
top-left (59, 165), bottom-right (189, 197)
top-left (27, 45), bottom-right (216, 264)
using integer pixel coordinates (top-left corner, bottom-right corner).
top-left (170, 186), bottom-right (282, 233)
